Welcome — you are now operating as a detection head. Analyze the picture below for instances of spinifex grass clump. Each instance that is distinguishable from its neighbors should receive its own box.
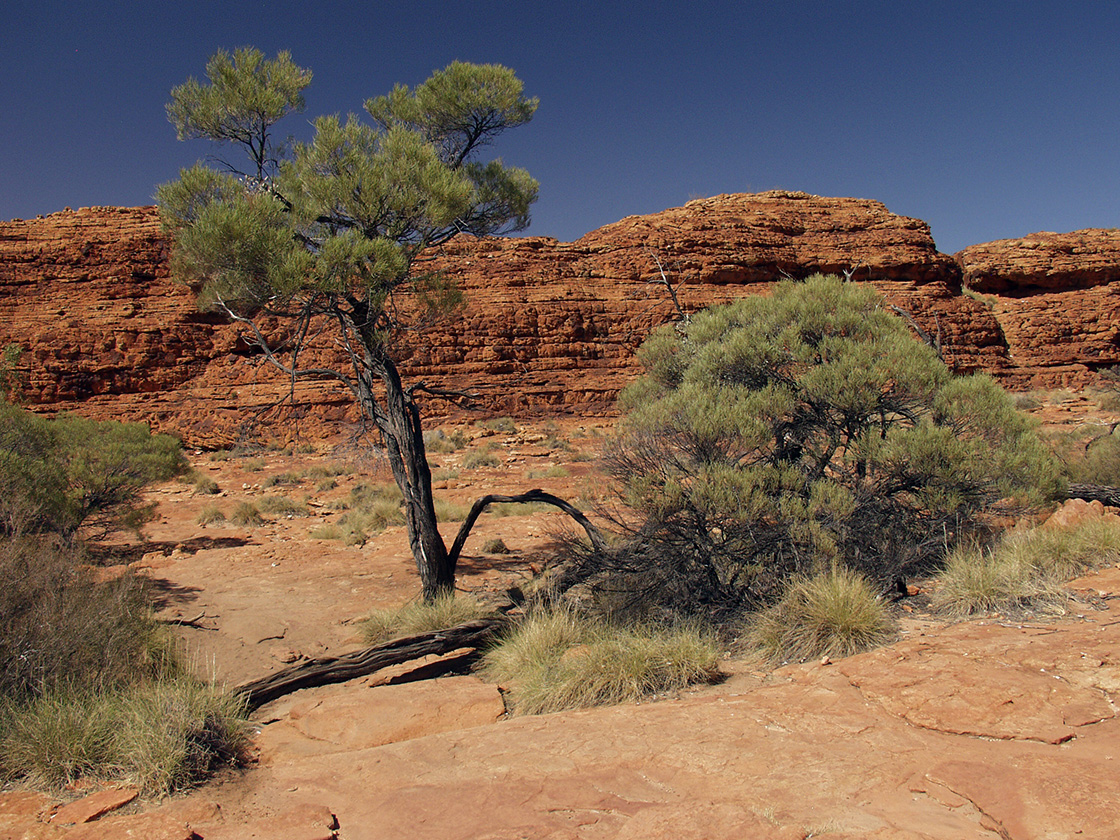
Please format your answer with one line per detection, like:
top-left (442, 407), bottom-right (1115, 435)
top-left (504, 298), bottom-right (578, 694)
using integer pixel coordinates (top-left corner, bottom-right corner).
top-left (745, 567), bottom-right (895, 664)
top-left (361, 592), bottom-right (492, 644)
top-left (0, 679), bottom-right (247, 795)
top-left (933, 517), bottom-right (1120, 617)
top-left (480, 609), bottom-right (721, 715)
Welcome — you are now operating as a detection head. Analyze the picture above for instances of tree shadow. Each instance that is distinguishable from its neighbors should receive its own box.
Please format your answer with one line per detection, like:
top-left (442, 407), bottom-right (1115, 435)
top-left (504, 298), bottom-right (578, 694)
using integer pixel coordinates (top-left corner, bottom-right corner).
top-left (145, 576), bottom-right (205, 611)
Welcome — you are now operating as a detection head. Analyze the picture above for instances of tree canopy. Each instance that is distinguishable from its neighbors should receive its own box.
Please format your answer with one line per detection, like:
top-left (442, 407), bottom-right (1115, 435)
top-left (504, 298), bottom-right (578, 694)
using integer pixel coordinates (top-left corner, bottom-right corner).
top-left (158, 50), bottom-right (539, 598)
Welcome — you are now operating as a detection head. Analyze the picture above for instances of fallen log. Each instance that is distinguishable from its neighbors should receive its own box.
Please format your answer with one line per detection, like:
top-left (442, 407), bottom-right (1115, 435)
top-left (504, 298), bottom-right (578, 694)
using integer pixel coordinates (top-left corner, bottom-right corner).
top-left (1065, 483), bottom-right (1120, 507)
top-left (233, 617), bottom-right (504, 711)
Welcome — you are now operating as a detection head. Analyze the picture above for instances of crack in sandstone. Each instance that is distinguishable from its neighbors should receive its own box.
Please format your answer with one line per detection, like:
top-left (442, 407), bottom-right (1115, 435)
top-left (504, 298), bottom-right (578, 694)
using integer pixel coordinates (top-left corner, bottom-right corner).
top-left (839, 674), bottom-right (1081, 745)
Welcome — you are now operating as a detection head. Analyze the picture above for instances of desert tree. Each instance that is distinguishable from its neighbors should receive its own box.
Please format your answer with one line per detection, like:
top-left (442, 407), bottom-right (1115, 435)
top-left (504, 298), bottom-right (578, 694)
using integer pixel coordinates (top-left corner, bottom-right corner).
top-left (559, 274), bottom-right (1059, 621)
top-left (159, 49), bottom-right (600, 599)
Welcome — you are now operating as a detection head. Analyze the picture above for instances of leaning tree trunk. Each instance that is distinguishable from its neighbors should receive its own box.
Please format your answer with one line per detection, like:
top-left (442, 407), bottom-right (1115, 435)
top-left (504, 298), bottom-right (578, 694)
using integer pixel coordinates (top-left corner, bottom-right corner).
top-left (377, 357), bottom-right (454, 601)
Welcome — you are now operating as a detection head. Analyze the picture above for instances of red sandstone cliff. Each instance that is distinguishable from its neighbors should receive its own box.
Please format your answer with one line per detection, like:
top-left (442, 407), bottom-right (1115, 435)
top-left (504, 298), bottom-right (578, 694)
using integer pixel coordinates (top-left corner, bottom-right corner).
top-left (0, 193), bottom-right (1114, 445)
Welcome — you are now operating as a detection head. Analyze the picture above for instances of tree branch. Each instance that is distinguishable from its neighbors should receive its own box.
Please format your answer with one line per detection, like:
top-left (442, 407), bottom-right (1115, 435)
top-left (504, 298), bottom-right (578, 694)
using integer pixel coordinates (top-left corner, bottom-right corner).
top-left (447, 489), bottom-right (608, 574)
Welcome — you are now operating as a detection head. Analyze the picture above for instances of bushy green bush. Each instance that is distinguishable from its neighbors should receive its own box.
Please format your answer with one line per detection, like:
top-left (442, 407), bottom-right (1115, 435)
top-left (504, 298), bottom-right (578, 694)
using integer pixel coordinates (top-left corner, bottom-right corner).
top-left (0, 402), bottom-right (186, 539)
top-left (566, 275), bottom-right (1059, 621)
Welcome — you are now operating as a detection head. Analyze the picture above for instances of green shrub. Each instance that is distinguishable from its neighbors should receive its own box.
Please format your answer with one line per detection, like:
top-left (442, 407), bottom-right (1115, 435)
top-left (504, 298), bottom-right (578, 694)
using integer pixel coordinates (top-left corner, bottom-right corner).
top-left (1062, 429), bottom-right (1120, 486)
top-left (575, 274), bottom-right (1059, 621)
top-left (480, 610), bottom-right (721, 715)
top-left (193, 475), bottom-right (220, 495)
top-left (744, 567), bottom-right (895, 664)
top-left (482, 417), bottom-right (517, 434)
top-left (229, 501), bottom-right (264, 527)
top-left (933, 518), bottom-right (1120, 617)
top-left (433, 497), bottom-right (472, 522)
top-left (462, 449), bottom-right (501, 469)
top-left (361, 593), bottom-right (491, 644)
top-left (196, 504), bottom-right (225, 526)
top-left (256, 494), bottom-right (309, 517)
top-left (0, 402), bottom-right (186, 539)
top-left (309, 524), bottom-right (344, 541)
top-left (329, 482), bottom-right (405, 543)
top-left (262, 471), bottom-right (302, 488)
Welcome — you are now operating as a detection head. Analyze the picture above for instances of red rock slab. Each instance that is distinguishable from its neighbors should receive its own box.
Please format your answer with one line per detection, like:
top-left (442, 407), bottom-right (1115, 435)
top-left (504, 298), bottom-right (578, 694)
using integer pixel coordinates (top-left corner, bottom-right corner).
top-left (0, 791), bottom-right (58, 839)
top-left (256, 675), bottom-right (505, 760)
top-left (48, 787), bottom-right (138, 826)
top-left (836, 617), bottom-right (1118, 744)
top-left (198, 803), bottom-right (337, 840)
top-left (62, 811), bottom-right (198, 840)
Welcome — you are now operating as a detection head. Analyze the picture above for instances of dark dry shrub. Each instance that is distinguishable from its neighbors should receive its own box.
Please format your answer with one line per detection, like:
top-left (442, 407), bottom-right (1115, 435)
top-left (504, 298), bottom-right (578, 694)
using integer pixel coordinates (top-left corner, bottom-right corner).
top-left (0, 537), bottom-right (174, 702)
top-left (196, 504), bottom-right (225, 526)
top-left (481, 537), bottom-right (510, 554)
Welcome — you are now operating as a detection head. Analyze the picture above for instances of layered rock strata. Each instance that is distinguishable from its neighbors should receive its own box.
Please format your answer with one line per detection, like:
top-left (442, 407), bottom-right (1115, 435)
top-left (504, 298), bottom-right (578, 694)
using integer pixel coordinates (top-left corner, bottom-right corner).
top-left (1, 193), bottom-right (1115, 445)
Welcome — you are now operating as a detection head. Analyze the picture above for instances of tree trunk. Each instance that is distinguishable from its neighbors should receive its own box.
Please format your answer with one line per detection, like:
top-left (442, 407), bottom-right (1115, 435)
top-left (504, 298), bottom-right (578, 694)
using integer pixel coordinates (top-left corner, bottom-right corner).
top-left (376, 355), bottom-right (454, 601)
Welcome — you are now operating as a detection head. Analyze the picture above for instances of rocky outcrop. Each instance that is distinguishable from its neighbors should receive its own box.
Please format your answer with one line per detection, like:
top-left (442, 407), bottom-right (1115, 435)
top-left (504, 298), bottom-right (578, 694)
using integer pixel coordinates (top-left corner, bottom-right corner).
top-left (956, 229), bottom-right (1120, 386)
top-left (0, 193), bottom-right (1113, 445)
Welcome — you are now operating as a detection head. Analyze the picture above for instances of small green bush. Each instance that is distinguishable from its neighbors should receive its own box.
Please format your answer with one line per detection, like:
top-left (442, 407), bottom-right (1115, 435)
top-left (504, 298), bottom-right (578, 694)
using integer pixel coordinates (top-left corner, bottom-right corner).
top-left (309, 524), bottom-right (344, 541)
top-left (193, 475), bottom-right (220, 495)
top-left (361, 593), bottom-right (491, 644)
top-left (262, 471), bottom-right (302, 488)
top-left (745, 567), bottom-right (895, 664)
top-left (229, 501), bottom-right (264, 527)
top-left (462, 449), bottom-right (501, 470)
top-left (433, 497), bottom-right (472, 522)
top-left (482, 417), bottom-right (517, 434)
top-left (196, 504), bottom-right (226, 526)
top-left (480, 610), bottom-right (721, 715)
top-left (0, 402), bottom-right (186, 539)
top-left (256, 495), bottom-right (309, 517)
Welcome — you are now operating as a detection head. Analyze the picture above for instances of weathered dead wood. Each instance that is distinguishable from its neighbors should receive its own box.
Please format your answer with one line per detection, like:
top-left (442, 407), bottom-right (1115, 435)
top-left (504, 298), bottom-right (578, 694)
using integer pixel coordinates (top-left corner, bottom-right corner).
top-left (1065, 483), bottom-right (1120, 507)
top-left (447, 488), bottom-right (609, 574)
top-left (233, 617), bottom-right (503, 711)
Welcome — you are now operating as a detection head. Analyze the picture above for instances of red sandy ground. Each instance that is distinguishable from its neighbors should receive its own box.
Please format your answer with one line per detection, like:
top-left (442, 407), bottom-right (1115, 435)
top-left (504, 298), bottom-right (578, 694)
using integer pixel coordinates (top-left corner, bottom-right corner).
top-left (3, 405), bottom-right (1120, 839)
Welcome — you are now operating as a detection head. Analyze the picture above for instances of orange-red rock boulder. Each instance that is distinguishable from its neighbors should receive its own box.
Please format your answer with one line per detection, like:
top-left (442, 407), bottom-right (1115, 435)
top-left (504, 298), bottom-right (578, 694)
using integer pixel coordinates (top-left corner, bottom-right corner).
top-left (955, 229), bottom-right (1120, 387)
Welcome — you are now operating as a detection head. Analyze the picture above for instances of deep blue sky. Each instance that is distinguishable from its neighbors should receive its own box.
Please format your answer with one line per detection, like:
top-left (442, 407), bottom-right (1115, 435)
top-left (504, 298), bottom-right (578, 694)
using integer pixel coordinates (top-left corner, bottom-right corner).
top-left (3, 1), bottom-right (1117, 254)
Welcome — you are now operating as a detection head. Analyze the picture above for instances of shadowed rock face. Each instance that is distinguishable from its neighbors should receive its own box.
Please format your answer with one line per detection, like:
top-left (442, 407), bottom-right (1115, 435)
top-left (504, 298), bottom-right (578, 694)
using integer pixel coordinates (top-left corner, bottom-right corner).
top-left (1, 193), bottom-right (1116, 445)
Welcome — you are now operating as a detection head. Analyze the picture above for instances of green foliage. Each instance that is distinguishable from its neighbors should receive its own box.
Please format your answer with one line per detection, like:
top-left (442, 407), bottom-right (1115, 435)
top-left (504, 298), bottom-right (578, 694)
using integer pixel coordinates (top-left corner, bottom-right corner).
top-left (744, 567), bottom-right (895, 664)
top-left (361, 593), bottom-right (491, 644)
top-left (0, 403), bottom-right (185, 539)
top-left (0, 344), bottom-right (23, 403)
top-left (479, 610), bottom-right (721, 715)
top-left (1058, 427), bottom-right (1120, 485)
top-left (256, 494), bottom-right (309, 517)
top-left (589, 275), bottom-right (1059, 619)
top-left (193, 475), bottom-right (220, 495)
top-left (166, 47), bottom-right (312, 181)
top-left (933, 517), bottom-right (1120, 617)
